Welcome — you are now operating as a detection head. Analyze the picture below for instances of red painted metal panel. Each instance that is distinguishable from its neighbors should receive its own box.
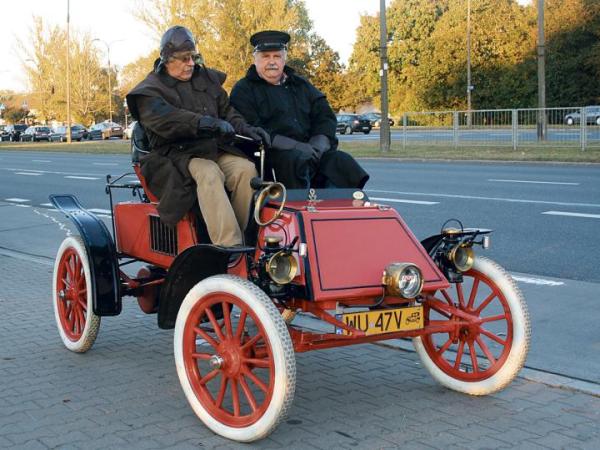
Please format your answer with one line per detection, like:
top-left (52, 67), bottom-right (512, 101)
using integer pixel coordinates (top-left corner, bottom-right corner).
top-left (301, 207), bottom-right (448, 302)
top-left (114, 203), bottom-right (197, 268)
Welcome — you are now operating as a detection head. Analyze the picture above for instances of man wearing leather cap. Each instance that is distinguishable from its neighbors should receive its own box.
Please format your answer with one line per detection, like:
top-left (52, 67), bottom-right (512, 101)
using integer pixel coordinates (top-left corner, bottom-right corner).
top-left (126, 25), bottom-right (270, 247)
top-left (230, 30), bottom-right (369, 189)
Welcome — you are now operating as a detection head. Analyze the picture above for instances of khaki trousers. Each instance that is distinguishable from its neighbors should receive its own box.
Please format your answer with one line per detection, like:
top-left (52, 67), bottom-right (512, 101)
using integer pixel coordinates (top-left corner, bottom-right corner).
top-left (187, 153), bottom-right (257, 247)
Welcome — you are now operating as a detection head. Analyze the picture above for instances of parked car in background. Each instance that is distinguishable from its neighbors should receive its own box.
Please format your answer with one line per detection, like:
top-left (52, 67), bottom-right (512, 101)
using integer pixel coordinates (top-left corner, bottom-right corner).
top-left (0, 125), bottom-right (7, 141)
top-left (20, 126), bottom-right (52, 142)
top-left (4, 124), bottom-right (28, 142)
top-left (336, 114), bottom-right (372, 135)
top-left (50, 124), bottom-right (87, 142)
top-left (124, 121), bottom-right (137, 139)
top-left (360, 112), bottom-right (395, 128)
top-left (564, 106), bottom-right (600, 126)
top-left (88, 121), bottom-right (124, 140)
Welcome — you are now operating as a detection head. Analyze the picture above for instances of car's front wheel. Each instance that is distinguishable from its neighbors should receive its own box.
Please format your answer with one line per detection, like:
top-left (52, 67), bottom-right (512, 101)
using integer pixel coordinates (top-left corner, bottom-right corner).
top-left (566, 117), bottom-right (574, 125)
top-left (345, 125), bottom-right (352, 135)
top-left (413, 256), bottom-right (530, 396)
top-left (174, 274), bottom-right (296, 442)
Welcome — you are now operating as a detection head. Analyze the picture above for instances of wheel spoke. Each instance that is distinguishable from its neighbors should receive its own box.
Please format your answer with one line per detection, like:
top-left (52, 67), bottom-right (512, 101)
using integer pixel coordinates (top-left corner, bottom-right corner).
top-left (479, 328), bottom-right (507, 346)
top-left (241, 333), bottom-right (262, 352)
top-left (475, 336), bottom-right (497, 366)
top-left (214, 375), bottom-right (228, 409)
top-left (480, 314), bottom-right (508, 324)
top-left (454, 340), bottom-right (466, 369)
top-left (198, 369), bottom-right (219, 386)
top-left (243, 366), bottom-right (268, 393)
top-left (230, 379), bottom-right (241, 417)
top-left (222, 302), bottom-right (233, 338)
top-left (244, 357), bottom-right (271, 368)
top-left (469, 342), bottom-right (479, 372)
top-left (467, 278), bottom-right (480, 310)
top-left (436, 337), bottom-right (453, 356)
top-left (194, 326), bottom-right (219, 349)
top-left (475, 292), bottom-right (497, 315)
top-left (65, 257), bottom-right (75, 280)
top-left (192, 352), bottom-right (214, 360)
top-left (205, 308), bottom-right (226, 342)
top-left (456, 283), bottom-right (466, 309)
top-left (239, 375), bottom-right (258, 412)
top-left (77, 308), bottom-right (86, 331)
top-left (235, 310), bottom-right (247, 340)
top-left (441, 290), bottom-right (454, 306)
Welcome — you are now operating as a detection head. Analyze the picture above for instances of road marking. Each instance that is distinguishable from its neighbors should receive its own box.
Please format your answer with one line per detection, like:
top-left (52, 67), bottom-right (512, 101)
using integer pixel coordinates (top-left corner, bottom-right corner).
top-left (511, 275), bottom-right (564, 286)
top-left (3, 167), bottom-right (106, 177)
top-left (367, 189), bottom-right (600, 208)
top-left (371, 197), bottom-right (439, 205)
top-left (489, 179), bottom-right (579, 186)
top-left (15, 172), bottom-right (43, 176)
top-left (32, 159), bottom-right (51, 163)
top-left (542, 211), bottom-right (600, 219)
top-left (5, 198), bottom-right (30, 202)
top-left (64, 176), bottom-right (100, 180)
top-left (93, 162), bottom-right (118, 166)
top-left (40, 203), bottom-right (54, 207)
top-left (88, 208), bottom-right (112, 214)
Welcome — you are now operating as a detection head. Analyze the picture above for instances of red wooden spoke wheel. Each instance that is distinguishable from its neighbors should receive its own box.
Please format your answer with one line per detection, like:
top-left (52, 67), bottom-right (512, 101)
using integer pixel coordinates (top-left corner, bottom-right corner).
top-left (174, 275), bottom-right (295, 442)
top-left (52, 236), bottom-right (100, 352)
top-left (414, 256), bottom-right (530, 395)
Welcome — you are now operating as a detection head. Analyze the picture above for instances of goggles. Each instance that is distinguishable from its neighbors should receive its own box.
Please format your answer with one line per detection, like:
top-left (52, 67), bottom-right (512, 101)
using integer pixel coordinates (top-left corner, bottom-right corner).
top-left (169, 51), bottom-right (204, 65)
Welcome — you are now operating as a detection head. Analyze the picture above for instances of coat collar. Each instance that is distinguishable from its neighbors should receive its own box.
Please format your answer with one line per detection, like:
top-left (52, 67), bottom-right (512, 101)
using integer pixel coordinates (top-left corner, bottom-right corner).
top-left (154, 59), bottom-right (208, 91)
top-left (245, 64), bottom-right (298, 85)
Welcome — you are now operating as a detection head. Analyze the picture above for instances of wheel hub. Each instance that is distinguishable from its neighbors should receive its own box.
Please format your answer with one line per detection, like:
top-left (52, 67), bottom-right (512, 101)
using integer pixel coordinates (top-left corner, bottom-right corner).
top-left (209, 355), bottom-right (224, 370)
top-left (217, 340), bottom-right (245, 377)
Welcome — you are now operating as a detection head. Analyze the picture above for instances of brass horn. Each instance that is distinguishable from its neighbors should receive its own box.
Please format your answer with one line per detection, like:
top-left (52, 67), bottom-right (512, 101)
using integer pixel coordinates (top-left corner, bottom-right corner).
top-left (254, 181), bottom-right (287, 226)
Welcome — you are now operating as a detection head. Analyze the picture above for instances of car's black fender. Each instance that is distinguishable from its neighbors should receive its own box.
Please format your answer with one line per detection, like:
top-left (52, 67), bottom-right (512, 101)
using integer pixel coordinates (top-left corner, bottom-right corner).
top-left (157, 244), bottom-right (253, 329)
top-left (49, 194), bottom-right (121, 316)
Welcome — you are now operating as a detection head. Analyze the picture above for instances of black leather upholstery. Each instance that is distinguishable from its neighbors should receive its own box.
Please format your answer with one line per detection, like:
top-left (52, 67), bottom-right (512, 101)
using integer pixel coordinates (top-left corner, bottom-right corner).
top-left (131, 122), bottom-right (150, 164)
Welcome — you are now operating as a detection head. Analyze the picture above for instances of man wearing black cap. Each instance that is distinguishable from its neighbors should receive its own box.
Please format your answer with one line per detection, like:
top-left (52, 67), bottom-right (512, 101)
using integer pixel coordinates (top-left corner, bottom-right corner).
top-left (230, 30), bottom-right (369, 189)
top-left (126, 26), bottom-right (270, 247)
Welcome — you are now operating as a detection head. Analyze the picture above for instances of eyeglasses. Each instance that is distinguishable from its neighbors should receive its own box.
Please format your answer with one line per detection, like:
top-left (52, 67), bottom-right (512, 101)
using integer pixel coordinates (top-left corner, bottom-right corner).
top-left (170, 52), bottom-right (203, 64)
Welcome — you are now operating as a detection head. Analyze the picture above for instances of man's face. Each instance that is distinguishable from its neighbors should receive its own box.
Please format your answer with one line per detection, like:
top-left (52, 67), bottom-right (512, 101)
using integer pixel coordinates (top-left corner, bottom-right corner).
top-left (254, 50), bottom-right (286, 85)
top-left (165, 50), bottom-right (196, 81)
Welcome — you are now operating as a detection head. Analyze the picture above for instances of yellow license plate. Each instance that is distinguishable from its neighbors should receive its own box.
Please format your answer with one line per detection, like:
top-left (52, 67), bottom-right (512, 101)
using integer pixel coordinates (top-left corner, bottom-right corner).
top-left (336, 305), bottom-right (424, 336)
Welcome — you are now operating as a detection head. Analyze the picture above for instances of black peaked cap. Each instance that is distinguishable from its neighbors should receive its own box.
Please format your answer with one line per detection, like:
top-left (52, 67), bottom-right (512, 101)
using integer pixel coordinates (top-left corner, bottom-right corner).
top-left (250, 30), bottom-right (290, 52)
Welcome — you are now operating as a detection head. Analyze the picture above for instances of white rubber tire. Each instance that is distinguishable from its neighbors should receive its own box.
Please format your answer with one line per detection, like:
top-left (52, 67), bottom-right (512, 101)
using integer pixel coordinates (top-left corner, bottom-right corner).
top-left (413, 256), bottom-right (530, 395)
top-left (52, 236), bottom-right (100, 353)
top-left (174, 274), bottom-right (296, 442)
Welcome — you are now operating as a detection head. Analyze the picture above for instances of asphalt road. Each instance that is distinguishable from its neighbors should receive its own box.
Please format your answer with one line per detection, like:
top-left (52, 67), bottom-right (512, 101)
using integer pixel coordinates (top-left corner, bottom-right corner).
top-left (0, 149), bottom-right (599, 384)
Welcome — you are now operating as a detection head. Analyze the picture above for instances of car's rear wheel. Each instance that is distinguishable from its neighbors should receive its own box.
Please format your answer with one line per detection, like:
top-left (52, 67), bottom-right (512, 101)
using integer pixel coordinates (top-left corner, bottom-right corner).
top-left (52, 236), bottom-right (100, 353)
top-left (345, 125), bottom-right (352, 135)
top-left (363, 130), bottom-right (370, 135)
top-left (566, 117), bottom-right (574, 125)
top-left (413, 256), bottom-right (530, 395)
top-left (174, 274), bottom-right (296, 442)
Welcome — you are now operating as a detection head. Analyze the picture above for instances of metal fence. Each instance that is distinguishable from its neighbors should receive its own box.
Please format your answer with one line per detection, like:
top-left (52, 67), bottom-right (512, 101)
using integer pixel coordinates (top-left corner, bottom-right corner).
top-left (398, 107), bottom-right (600, 150)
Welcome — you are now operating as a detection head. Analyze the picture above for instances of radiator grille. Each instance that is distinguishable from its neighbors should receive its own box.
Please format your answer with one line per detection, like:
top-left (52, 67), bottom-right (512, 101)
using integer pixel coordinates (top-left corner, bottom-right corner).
top-left (150, 215), bottom-right (178, 256)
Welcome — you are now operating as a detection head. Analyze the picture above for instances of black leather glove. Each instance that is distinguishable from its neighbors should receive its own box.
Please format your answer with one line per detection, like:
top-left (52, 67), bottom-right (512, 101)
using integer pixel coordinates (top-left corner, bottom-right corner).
top-left (240, 125), bottom-right (271, 147)
top-left (272, 134), bottom-right (320, 163)
top-left (197, 116), bottom-right (235, 140)
top-left (308, 134), bottom-right (331, 161)
top-left (295, 142), bottom-right (320, 163)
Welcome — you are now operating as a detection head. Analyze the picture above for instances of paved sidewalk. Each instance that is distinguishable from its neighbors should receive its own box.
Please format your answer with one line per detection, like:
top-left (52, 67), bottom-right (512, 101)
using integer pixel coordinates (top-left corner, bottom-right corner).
top-left (1, 253), bottom-right (599, 449)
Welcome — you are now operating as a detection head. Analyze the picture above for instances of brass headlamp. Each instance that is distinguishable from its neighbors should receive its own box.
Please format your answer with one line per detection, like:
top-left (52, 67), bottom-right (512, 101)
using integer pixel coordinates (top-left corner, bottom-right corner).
top-left (265, 251), bottom-right (298, 285)
top-left (447, 244), bottom-right (474, 272)
top-left (382, 263), bottom-right (423, 298)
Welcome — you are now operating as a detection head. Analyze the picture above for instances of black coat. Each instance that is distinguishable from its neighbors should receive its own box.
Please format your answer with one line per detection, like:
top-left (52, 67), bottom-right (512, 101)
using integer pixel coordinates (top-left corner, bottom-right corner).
top-left (230, 65), bottom-right (368, 189)
top-left (126, 61), bottom-right (249, 226)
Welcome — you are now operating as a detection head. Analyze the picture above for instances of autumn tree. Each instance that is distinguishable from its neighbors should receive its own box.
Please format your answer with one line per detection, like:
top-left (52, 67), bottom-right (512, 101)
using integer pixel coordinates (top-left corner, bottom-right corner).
top-left (18, 17), bottom-right (114, 125)
top-left (128, 0), bottom-right (346, 105)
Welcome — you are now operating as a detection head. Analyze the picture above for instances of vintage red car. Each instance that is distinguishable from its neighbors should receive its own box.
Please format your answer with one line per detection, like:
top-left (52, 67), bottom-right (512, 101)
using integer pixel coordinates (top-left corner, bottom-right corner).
top-left (50, 127), bottom-right (530, 442)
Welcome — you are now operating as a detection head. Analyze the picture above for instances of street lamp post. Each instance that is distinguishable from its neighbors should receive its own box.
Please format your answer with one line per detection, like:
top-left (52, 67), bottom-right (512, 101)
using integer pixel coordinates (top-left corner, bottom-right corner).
top-left (466, 0), bottom-right (472, 127)
top-left (379, 0), bottom-right (390, 153)
top-left (66, 0), bottom-right (72, 143)
top-left (93, 39), bottom-right (123, 123)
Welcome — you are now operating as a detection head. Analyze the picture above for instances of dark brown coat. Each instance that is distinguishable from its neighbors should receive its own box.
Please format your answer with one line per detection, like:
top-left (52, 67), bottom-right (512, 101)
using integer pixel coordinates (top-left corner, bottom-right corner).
top-left (126, 61), bottom-right (248, 226)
